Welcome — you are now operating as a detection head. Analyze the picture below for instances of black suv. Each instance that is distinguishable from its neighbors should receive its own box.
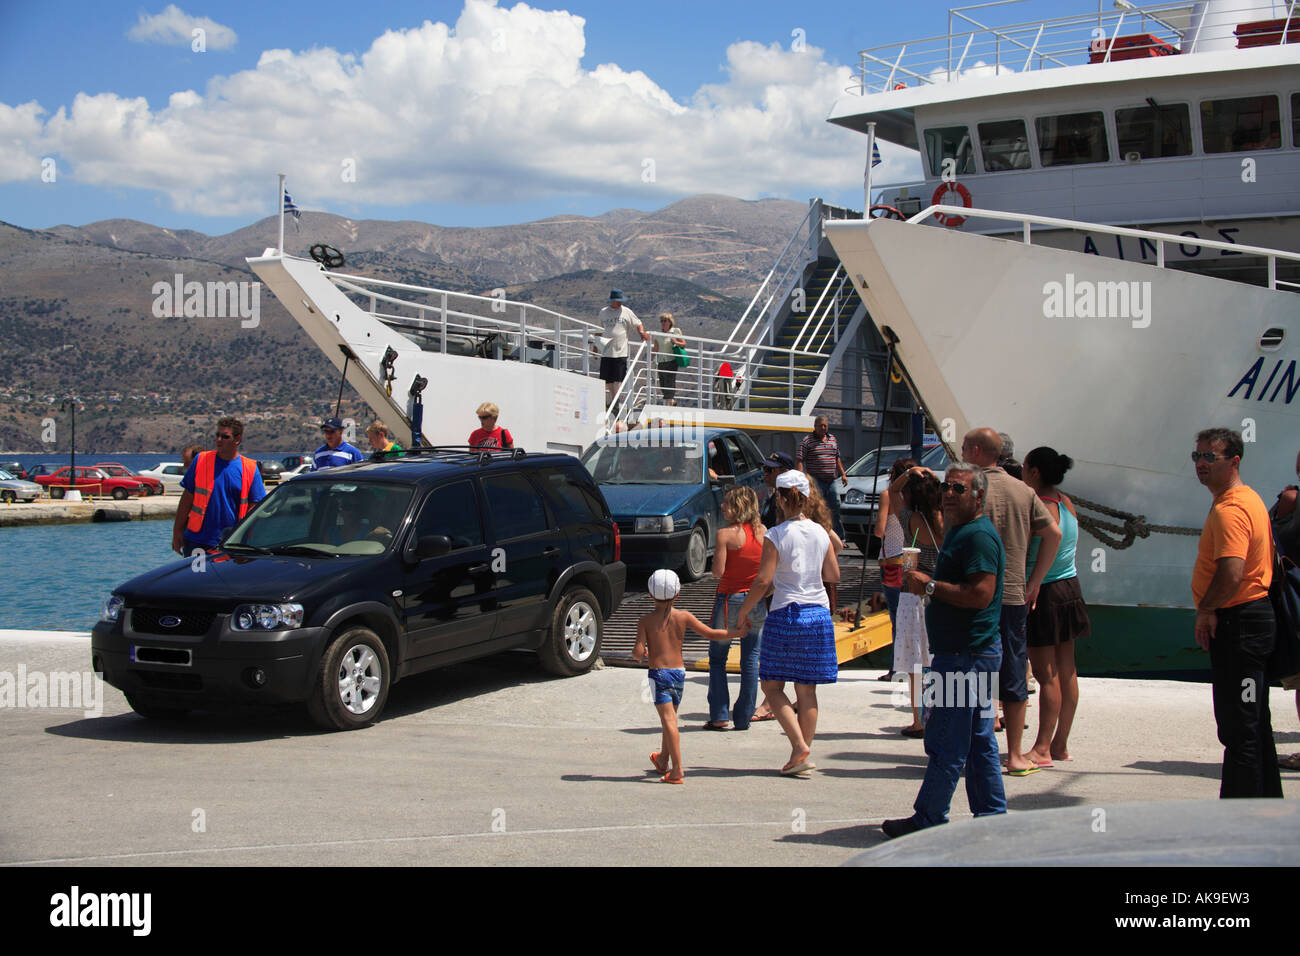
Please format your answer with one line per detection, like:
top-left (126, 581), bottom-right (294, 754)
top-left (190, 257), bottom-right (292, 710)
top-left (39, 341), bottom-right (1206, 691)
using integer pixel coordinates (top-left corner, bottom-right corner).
top-left (91, 449), bottom-right (626, 730)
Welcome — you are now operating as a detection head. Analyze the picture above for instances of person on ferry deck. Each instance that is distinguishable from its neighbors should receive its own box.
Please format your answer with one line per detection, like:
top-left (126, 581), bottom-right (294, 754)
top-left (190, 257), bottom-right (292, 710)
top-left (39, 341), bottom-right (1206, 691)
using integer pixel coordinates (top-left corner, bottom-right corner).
top-left (469, 403), bottom-right (513, 449)
top-left (592, 290), bottom-right (650, 410)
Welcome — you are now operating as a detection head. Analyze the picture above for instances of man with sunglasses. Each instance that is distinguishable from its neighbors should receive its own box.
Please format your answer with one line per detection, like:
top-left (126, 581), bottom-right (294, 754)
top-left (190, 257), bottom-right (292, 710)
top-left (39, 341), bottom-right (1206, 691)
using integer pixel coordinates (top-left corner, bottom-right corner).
top-left (882, 463), bottom-right (1006, 837)
top-left (312, 416), bottom-right (366, 471)
top-left (1192, 428), bottom-right (1282, 799)
top-left (171, 416), bottom-right (266, 555)
top-left (961, 427), bottom-right (1061, 775)
top-left (760, 451), bottom-right (795, 529)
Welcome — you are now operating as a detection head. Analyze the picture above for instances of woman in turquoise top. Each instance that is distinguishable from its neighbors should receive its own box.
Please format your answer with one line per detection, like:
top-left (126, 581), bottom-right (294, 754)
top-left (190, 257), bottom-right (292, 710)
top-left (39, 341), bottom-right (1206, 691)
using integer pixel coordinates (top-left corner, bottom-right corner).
top-left (1022, 447), bottom-right (1091, 769)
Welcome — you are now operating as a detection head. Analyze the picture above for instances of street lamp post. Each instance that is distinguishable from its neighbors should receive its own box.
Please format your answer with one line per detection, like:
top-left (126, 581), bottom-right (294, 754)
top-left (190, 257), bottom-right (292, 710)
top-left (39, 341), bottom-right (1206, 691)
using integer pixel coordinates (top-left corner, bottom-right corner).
top-left (60, 397), bottom-right (82, 502)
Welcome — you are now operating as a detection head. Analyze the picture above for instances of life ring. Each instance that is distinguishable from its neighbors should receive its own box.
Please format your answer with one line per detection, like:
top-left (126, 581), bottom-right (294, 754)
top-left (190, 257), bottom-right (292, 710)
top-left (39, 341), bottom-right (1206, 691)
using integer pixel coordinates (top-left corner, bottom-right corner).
top-left (893, 83), bottom-right (906, 90)
top-left (931, 181), bottom-right (972, 227)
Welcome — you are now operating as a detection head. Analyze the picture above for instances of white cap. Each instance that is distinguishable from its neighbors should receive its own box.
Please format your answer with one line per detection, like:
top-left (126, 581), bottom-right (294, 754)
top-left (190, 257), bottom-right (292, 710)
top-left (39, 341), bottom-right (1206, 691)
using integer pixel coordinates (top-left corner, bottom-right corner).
top-left (647, 568), bottom-right (681, 601)
top-left (775, 470), bottom-right (810, 495)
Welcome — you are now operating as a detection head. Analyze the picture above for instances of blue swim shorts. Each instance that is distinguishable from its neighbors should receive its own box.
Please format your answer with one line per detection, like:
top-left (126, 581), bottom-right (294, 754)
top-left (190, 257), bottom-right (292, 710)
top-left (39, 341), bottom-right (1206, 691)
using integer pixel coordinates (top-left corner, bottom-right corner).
top-left (648, 668), bottom-right (686, 707)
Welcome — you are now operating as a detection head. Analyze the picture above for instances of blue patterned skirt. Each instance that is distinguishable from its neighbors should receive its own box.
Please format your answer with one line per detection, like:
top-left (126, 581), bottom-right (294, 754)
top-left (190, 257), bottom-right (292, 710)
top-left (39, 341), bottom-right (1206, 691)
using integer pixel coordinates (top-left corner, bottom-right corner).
top-left (759, 603), bottom-right (838, 684)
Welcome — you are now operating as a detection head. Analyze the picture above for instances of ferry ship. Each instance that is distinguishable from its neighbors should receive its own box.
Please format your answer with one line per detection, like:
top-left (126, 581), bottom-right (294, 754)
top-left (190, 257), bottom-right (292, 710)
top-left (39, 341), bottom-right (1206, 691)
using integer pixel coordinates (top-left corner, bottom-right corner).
top-left (250, 0), bottom-right (1299, 673)
top-left (823, 0), bottom-right (1300, 671)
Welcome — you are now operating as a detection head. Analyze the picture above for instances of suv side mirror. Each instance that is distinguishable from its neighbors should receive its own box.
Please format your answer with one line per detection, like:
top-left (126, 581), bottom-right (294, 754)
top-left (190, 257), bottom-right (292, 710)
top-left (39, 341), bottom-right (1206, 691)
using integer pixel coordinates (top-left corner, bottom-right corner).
top-left (712, 474), bottom-right (736, 487)
top-left (414, 535), bottom-right (452, 559)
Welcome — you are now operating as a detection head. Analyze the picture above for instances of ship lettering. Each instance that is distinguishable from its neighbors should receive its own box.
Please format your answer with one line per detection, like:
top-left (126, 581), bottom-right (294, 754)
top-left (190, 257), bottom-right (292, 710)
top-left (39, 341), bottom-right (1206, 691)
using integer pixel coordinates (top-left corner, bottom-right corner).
top-left (1082, 236), bottom-right (1099, 256)
top-left (1216, 227), bottom-right (1241, 255)
top-left (1228, 358), bottom-right (1299, 404)
top-left (1179, 230), bottom-right (1201, 257)
top-left (1139, 237), bottom-right (1158, 260)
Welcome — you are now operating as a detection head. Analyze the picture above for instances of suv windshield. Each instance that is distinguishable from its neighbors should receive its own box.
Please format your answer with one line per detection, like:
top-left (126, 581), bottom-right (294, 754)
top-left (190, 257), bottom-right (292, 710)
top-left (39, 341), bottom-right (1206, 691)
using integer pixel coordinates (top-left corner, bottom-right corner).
top-left (581, 442), bottom-right (702, 485)
top-left (225, 480), bottom-right (413, 555)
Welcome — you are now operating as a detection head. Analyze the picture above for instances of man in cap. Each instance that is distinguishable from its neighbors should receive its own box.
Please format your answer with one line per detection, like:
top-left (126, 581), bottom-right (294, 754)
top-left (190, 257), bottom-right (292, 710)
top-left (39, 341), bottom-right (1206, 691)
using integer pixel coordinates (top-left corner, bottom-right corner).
top-left (312, 417), bottom-right (366, 471)
top-left (593, 289), bottom-right (650, 410)
top-left (761, 451), bottom-right (796, 529)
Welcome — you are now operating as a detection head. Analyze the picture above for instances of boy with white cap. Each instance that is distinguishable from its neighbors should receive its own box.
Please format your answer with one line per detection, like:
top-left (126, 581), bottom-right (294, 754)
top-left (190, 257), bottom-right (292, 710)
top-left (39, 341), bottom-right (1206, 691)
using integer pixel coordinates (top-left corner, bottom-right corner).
top-left (634, 568), bottom-right (731, 783)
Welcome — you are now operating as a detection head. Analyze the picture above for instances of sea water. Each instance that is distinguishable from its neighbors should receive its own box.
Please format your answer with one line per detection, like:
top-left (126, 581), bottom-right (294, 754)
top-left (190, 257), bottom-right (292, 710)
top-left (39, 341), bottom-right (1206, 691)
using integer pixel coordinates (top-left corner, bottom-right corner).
top-left (1, 519), bottom-right (177, 630)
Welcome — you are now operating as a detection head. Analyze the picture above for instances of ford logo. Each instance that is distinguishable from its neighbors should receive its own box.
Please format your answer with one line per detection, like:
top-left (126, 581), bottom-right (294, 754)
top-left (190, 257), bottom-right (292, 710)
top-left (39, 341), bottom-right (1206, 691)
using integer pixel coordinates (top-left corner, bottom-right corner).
top-left (159, 615), bottom-right (181, 629)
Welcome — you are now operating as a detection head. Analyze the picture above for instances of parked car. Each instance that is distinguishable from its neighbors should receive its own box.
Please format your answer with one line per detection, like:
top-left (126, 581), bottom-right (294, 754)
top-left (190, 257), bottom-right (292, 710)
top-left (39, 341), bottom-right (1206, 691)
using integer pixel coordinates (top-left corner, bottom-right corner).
top-left (280, 462), bottom-right (313, 481)
top-left (139, 461), bottom-right (187, 493)
top-left (0, 461), bottom-right (28, 480)
top-left (0, 469), bottom-right (41, 503)
top-left (839, 441), bottom-right (952, 554)
top-left (92, 449), bottom-right (626, 730)
top-left (94, 462), bottom-right (164, 496)
top-left (581, 426), bottom-right (766, 581)
top-left (31, 465), bottom-right (147, 500)
top-left (282, 454), bottom-right (312, 470)
top-left (258, 460), bottom-right (284, 485)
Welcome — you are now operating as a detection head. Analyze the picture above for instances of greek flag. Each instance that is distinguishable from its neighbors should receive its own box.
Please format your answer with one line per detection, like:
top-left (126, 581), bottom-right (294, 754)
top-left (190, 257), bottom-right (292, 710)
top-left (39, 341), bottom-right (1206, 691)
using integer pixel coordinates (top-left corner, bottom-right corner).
top-left (872, 140), bottom-right (882, 167)
top-left (282, 189), bottom-right (301, 233)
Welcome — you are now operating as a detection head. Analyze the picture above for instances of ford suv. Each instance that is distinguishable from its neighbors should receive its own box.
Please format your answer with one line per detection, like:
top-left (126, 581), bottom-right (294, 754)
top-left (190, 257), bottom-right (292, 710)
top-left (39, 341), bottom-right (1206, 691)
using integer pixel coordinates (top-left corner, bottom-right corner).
top-left (92, 448), bottom-right (626, 730)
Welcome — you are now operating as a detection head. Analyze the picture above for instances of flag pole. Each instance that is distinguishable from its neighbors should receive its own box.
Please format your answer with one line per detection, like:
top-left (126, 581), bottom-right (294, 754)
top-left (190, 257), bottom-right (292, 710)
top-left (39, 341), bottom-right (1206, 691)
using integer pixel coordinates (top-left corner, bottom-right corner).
top-left (863, 122), bottom-right (877, 216)
top-left (278, 173), bottom-right (286, 255)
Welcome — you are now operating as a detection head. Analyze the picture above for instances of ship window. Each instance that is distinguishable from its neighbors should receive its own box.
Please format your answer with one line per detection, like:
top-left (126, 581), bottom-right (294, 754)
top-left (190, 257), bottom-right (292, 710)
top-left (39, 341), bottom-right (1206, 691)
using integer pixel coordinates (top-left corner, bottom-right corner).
top-left (1115, 104), bottom-right (1192, 159)
top-left (923, 126), bottom-right (975, 177)
top-left (1200, 95), bottom-right (1280, 153)
top-left (978, 120), bottom-right (1032, 172)
top-left (1036, 111), bottom-right (1110, 166)
top-left (1293, 93), bottom-right (1299, 147)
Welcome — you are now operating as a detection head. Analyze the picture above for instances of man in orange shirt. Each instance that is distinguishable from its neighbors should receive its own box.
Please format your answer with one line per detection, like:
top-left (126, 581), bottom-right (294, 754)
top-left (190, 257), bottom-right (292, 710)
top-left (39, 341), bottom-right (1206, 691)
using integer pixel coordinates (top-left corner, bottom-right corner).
top-left (1192, 427), bottom-right (1283, 799)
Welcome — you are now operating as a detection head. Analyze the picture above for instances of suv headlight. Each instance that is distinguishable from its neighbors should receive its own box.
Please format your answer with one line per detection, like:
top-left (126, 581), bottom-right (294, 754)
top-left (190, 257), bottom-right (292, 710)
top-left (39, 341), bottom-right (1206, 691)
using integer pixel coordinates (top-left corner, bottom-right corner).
top-left (100, 594), bottom-right (124, 623)
top-left (844, 489), bottom-right (866, 504)
top-left (635, 516), bottom-right (673, 533)
top-left (231, 603), bottom-right (305, 630)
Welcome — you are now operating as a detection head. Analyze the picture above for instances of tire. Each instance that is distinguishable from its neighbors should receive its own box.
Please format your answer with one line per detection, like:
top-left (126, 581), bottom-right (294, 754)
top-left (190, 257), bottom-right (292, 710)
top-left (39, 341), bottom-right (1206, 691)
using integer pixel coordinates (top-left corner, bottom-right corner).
top-left (679, 525), bottom-right (709, 582)
top-left (306, 626), bottom-right (390, 730)
top-left (51, 486), bottom-right (64, 500)
top-left (125, 693), bottom-right (190, 721)
top-left (0, 490), bottom-right (13, 504)
top-left (539, 586), bottom-right (602, 677)
top-left (112, 487), bottom-right (128, 501)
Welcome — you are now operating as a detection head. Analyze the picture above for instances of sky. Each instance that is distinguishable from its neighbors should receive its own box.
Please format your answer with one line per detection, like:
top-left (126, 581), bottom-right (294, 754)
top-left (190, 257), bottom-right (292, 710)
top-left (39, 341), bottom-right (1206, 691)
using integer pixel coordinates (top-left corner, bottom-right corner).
top-left (0, 0), bottom-right (1085, 235)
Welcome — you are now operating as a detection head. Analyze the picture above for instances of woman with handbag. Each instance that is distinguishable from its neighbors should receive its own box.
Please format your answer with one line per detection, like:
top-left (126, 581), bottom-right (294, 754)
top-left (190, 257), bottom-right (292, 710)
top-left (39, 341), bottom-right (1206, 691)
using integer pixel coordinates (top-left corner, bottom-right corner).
top-left (652, 313), bottom-right (687, 406)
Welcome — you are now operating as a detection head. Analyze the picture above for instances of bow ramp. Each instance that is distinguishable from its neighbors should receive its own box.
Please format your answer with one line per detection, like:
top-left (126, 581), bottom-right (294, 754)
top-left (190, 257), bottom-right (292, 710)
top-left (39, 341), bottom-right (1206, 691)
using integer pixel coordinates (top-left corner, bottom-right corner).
top-left (248, 208), bottom-right (871, 451)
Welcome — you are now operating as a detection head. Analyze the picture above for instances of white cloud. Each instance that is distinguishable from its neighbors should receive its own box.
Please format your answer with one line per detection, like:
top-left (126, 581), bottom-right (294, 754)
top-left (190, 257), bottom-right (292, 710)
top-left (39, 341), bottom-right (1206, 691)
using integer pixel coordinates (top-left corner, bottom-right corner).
top-left (128, 4), bottom-right (237, 50)
top-left (9, 0), bottom-right (899, 216)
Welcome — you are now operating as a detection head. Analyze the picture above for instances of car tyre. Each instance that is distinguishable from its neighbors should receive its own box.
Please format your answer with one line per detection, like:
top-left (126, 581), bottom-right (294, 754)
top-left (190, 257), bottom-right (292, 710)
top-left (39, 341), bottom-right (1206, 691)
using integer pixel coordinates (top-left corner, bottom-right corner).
top-left (51, 487), bottom-right (64, 500)
top-left (306, 626), bottom-right (390, 730)
top-left (0, 490), bottom-right (14, 504)
top-left (125, 693), bottom-right (190, 721)
top-left (112, 487), bottom-right (128, 501)
top-left (680, 525), bottom-right (709, 582)
top-left (539, 586), bottom-right (602, 677)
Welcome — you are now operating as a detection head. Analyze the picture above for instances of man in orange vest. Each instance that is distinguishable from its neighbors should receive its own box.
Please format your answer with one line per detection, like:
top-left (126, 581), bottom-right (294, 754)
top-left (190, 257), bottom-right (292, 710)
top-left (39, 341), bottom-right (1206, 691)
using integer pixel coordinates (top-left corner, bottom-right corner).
top-left (171, 416), bottom-right (266, 555)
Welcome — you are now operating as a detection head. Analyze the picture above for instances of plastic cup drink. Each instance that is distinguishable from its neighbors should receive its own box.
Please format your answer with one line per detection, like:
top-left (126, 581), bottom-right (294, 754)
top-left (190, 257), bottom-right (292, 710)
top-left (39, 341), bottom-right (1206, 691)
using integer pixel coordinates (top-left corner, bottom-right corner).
top-left (900, 547), bottom-right (921, 572)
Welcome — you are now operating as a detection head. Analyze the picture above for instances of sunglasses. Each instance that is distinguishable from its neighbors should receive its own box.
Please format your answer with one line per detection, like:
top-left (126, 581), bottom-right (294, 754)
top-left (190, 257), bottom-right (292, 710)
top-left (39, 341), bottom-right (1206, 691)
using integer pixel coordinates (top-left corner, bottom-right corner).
top-left (1190, 451), bottom-right (1232, 463)
top-left (939, 481), bottom-right (969, 495)
top-left (215, 433), bottom-right (234, 440)
top-left (478, 414), bottom-right (494, 420)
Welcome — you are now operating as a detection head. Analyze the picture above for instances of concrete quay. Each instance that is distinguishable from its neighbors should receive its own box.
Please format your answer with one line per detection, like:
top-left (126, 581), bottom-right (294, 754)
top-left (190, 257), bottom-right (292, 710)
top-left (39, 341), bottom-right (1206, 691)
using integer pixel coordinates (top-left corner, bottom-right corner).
top-left (0, 496), bottom-right (178, 527)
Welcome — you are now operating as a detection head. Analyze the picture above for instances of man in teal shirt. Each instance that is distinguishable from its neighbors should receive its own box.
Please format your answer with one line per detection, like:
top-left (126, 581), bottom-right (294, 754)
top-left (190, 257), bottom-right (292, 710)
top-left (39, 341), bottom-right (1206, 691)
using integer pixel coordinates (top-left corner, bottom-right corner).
top-left (883, 462), bottom-right (1006, 837)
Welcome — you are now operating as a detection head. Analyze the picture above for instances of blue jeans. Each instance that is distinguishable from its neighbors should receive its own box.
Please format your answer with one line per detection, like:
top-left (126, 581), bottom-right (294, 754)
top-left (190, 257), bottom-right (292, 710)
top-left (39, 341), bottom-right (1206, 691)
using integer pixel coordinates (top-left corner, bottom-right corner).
top-left (709, 591), bottom-right (762, 729)
top-left (812, 476), bottom-right (845, 539)
top-left (882, 585), bottom-right (901, 671)
top-left (911, 649), bottom-right (1007, 829)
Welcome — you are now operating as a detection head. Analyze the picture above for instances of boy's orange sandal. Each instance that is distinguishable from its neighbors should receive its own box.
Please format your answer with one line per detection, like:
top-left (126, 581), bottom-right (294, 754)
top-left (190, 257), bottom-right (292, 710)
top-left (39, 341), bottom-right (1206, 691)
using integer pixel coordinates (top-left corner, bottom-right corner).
top-left (660, 772), bottom-right (684, 784)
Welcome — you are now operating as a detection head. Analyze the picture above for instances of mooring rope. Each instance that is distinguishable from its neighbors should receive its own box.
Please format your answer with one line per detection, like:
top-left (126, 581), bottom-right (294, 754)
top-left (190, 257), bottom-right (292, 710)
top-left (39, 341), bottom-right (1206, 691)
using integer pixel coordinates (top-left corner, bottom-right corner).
top-left (1067, 492), bottom-right (1202, 550)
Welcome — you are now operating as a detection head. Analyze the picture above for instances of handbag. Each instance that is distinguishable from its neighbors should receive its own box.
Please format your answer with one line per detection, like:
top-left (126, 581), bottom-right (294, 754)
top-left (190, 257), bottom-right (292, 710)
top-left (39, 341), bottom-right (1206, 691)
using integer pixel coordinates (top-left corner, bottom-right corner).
top-left (1266, 532), bottom-right (1300, 683)
top-left (672, 343), bottom-right (690, 368)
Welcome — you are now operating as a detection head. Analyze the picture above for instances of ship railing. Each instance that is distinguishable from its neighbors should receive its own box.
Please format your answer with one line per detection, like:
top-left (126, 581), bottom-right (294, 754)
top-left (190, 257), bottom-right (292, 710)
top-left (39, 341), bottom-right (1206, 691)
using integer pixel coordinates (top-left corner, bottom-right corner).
top-left (724, 199), bottom-right (822, 352)
top-left (846, 0), bottom-right (1283, 95)
top-left (904, 204), bottom-right (1300, 291)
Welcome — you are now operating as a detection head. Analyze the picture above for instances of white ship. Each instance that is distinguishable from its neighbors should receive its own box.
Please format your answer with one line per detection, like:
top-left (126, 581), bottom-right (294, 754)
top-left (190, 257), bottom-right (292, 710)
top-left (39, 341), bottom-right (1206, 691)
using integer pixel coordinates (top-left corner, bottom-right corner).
top-left (824, 0), bottom-right (1300, 670)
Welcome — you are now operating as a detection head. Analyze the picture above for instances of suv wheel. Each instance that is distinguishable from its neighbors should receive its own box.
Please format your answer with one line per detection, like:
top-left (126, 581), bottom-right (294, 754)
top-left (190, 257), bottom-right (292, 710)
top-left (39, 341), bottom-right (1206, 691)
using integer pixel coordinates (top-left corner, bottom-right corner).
top-left (125, 693), bottom-right (189, 721)
top-left (680, 526), bottom-right (708, 582)
top-left (307, 627), bottom-right (391, 730)
top-left (539, 586), bottom-right (602, 677)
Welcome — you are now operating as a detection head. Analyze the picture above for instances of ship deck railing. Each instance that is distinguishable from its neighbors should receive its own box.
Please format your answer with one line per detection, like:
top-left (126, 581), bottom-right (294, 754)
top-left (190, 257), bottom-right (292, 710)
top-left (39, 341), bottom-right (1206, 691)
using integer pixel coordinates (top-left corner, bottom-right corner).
top-left (901, 203), bottom-right (1300, 290)
top-left (324, 270), bottom-right (847, 431)
top-left (848, 0), bottom-right (1295, 96)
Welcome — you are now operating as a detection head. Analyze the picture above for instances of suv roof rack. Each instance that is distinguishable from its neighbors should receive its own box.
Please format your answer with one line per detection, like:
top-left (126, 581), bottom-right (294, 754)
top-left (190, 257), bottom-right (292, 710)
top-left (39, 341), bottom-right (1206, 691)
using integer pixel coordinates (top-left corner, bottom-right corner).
top-left (375, 445), bottom-right (531, 467)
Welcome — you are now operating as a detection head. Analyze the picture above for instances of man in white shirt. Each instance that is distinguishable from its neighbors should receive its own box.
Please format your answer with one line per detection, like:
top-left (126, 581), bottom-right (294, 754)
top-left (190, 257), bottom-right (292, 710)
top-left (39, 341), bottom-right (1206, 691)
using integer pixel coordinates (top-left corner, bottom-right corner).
top-left (593, 289), bottom-right (649, 409)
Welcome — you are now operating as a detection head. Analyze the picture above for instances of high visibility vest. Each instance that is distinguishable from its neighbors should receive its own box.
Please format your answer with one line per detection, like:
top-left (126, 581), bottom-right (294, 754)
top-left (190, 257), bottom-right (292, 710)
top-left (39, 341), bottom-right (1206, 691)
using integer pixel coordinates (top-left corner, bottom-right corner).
top-left (187, 451), bottom-right (257, 534)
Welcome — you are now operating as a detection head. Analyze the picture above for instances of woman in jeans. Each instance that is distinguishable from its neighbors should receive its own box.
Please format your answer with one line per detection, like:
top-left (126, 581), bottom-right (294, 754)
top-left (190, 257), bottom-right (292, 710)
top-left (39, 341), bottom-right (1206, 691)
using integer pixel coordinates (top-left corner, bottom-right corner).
top-left (705, 486), bottom-right (766, 730)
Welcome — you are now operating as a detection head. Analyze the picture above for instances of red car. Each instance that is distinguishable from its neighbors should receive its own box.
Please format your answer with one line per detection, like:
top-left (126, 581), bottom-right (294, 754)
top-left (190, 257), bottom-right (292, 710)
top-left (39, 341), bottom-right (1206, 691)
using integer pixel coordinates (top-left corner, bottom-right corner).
top-left (33, 466), bottom-right (147, 500)
top-left (94, 462), bottom-right (164, 496)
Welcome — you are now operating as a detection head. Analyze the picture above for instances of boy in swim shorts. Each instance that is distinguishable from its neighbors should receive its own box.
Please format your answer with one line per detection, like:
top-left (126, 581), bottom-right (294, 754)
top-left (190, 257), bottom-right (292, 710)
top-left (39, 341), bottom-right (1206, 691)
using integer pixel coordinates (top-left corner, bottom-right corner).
top-left (634, 569), bottom-right (731, 783)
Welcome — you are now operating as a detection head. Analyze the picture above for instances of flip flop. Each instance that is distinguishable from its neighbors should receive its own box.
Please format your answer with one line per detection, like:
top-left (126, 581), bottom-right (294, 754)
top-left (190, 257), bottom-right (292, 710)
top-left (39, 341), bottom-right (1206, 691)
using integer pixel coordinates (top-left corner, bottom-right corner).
top-left (901, 726), bottom-right (925, 738)
top-left (751, 712), bottom-right (777, 722)
top-left (781, 760), bottom-right (816, 776)
top-left (702, 721), bottom-right (730, 731)
top-left (649, 752), bottom-right (667, 773)
top-left (1004, 763), bottom-right (1041, 777)
top-left (660, 772), bottom-right (684, 784)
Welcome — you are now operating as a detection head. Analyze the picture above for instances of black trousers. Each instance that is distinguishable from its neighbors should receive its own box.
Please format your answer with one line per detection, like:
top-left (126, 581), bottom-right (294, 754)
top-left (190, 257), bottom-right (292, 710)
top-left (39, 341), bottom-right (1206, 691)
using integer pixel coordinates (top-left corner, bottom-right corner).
top-left (1209, 598), bottom-right (1284, 798)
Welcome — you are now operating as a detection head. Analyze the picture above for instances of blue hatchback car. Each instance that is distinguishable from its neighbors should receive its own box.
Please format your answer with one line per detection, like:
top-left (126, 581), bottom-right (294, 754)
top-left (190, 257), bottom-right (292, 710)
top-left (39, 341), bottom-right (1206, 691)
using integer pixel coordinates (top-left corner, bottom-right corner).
top-left (581, 427), bottom-right (767, 581)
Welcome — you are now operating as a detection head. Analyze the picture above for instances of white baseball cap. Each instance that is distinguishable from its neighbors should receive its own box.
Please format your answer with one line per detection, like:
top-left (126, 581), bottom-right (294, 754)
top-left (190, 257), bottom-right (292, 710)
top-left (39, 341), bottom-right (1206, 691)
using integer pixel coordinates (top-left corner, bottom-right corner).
top-left (775, 470), bottom-right (810, 495)
top-left (648, 568), bottom-right (681, 601)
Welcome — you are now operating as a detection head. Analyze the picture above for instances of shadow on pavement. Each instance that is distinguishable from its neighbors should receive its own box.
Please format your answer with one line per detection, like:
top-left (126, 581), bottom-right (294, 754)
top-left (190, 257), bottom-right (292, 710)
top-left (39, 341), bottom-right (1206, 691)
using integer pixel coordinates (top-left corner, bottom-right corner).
top-left (775, 824), bottom-right (880, 850)
top-left (1125, 759), bottom-right (1221, 779)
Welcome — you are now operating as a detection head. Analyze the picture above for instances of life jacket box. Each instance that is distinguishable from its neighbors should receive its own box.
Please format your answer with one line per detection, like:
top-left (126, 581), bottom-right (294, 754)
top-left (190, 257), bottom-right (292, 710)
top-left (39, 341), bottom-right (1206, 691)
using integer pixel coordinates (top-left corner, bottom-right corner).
top-left (1235, 18), bottom-right (1300, 48)
top-left (1088, 33), bottom-right (1178, 63)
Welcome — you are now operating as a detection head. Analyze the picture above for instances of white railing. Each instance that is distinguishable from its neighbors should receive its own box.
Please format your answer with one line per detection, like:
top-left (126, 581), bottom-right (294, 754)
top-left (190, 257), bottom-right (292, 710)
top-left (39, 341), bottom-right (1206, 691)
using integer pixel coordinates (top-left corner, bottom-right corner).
top-left (725, 200), bottom-right (822, 351)
top-left (849, 0), bottom-right (1295, 95)
top-left (904, 204), bottom-right (1300, 289)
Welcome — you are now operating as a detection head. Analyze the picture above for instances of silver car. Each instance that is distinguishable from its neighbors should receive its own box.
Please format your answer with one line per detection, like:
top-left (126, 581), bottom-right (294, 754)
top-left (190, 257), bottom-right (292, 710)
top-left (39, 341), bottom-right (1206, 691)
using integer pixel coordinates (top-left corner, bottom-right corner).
top-left (839, 442), bottom-right (951, 553)
top-left (0, 469), bottom-right (42, 503)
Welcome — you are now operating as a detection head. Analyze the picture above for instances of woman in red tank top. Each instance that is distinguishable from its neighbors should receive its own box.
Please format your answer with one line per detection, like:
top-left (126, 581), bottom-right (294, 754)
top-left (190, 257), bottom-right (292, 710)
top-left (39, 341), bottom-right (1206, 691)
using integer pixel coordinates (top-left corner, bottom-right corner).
top-left (704, 486), bottom-right (767, 730)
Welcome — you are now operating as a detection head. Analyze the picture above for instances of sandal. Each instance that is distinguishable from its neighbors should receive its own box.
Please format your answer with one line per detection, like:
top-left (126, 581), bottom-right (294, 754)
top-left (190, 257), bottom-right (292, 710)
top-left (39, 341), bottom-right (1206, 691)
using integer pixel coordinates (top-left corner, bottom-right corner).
top-left (1279, 753), bottom-right (1300, 771)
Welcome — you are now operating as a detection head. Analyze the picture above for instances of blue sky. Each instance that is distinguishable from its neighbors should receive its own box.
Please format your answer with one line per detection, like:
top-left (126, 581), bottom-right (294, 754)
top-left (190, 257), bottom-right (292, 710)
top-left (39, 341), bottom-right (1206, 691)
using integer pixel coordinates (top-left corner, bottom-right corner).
top-left (0, 0), bottom-right (1083, 234)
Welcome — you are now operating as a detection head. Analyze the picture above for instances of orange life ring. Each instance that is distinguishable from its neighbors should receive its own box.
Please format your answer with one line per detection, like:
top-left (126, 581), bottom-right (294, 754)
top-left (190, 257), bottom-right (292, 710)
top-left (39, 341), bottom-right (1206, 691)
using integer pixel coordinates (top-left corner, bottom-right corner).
top-left (893, 83), bottom-right (906, 90)
top-left (931, 181), bottom-right (972, 227)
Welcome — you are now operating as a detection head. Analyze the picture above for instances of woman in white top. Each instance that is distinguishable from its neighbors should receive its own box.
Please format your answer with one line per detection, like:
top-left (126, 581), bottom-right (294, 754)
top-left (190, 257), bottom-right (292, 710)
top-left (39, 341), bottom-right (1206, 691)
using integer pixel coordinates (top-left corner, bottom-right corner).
top-left (733, 471), bottom-right (840, 776)
top-left (651, 312), bottom-right (687, 406)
